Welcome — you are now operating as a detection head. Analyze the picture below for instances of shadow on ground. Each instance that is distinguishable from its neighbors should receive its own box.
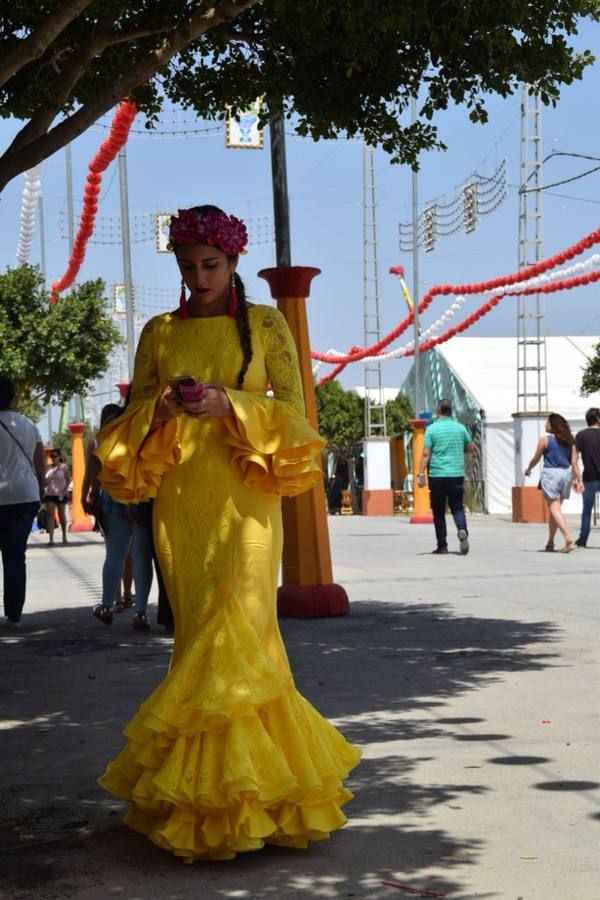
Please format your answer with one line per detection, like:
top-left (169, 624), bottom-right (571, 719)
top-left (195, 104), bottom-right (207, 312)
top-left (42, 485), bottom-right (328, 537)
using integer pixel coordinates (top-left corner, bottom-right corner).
top-left (0, 593), bottom-right (560, 900)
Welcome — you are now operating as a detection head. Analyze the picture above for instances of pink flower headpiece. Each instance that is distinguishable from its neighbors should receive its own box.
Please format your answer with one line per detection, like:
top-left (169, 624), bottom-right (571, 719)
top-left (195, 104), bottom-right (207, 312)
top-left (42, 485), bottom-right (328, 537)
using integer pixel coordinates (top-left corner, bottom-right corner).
top-left (168, 208), bottom-right (248, 255)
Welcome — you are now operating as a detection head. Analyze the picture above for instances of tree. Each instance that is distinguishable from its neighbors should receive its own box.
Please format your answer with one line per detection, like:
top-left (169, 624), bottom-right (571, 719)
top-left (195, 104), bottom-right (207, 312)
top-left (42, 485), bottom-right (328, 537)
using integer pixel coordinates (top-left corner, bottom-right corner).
top-left (316, 379), bottom-right (364, 463)
top-left (0, 265), bottom-right (122, 417)
top-left (0, 0), bottom-right (596, 192)
top-left (50, 429), bottom-right (74, 465)
top-left (580, 343), bottom-right (600, 396)
top-left (316, 379), bottom-right (364, 510)
top-left (385, 391), bottom-right (414, 436)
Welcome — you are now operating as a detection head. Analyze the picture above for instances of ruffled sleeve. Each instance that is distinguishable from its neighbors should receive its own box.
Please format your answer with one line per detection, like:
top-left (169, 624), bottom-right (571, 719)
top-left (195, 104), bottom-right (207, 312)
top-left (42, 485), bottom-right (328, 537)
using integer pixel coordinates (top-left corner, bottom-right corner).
top-left (213, 309), bottom-right (325, 496)
top-left (95, 318), bottom-right (180, 503)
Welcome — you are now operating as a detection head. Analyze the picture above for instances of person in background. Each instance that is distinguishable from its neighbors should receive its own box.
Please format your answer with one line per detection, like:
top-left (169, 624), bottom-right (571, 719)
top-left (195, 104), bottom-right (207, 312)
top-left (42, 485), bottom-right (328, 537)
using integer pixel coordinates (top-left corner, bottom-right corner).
top-left (44, 448), bottom-right (71, 545)
top-left (417, 398), bottom-right (474, 555)
top-left (327, 471), bottom-right (345, 515)
top-left (0, 375), bottom-right (46, 626)
top-left (525, 412), bottom-right (580, 553)
top-left (573, 407), bottom-right (600, 548)
top-left (81, 403), bottom-right (134, 610)
top-left (83, 403), bottom-right (154, 630)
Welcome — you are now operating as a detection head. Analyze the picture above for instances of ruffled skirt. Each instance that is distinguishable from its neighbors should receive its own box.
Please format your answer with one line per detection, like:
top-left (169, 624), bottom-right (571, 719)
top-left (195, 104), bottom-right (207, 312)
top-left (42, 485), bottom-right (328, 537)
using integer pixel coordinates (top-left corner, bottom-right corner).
top-left (99, 600), bottom-right (361, 861)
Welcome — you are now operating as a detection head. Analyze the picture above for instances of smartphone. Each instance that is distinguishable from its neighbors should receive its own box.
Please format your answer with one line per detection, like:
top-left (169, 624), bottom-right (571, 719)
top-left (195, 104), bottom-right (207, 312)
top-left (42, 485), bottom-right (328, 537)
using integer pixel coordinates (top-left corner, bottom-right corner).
top-left (166, 375), bottom-right (205, 403)
top-left (167, 375), bottom-right (196, 389)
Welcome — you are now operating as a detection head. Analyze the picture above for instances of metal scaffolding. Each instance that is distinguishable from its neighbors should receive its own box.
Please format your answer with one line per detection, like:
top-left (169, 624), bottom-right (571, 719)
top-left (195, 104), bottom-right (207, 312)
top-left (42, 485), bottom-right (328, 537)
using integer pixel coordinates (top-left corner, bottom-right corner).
top-left (362, 143), bottom-right (387, 436)
top-left (517, 85), bottom-right (548, 414)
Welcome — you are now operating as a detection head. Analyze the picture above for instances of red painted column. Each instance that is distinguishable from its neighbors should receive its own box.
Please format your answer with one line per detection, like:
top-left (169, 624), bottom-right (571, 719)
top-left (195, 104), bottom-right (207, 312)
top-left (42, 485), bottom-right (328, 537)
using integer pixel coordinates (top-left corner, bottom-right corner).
top-left (258, 266), bottom-right (349, 617)
top-left (115, 380), bottom-right (130, 402)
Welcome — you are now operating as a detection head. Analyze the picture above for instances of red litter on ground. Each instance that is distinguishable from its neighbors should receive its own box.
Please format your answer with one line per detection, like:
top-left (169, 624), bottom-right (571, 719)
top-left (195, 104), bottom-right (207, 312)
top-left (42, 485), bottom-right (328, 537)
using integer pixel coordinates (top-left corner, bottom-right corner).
top-left (541, 720), bottom-right (552, 724)
top-left (381, 881), bottom-right (447, 897)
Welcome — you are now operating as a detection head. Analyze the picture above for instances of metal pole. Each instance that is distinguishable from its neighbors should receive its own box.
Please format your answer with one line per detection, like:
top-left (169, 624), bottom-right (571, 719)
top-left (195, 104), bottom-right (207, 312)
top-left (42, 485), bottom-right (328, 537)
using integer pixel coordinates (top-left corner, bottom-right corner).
top-left (269, 111), bottom-right (291, 267)
top-left (118, 146), bottom-right (136, 379)
top-left (38, 191), bottom-right (52, 441)
top-left (65, 145), bottom-right (75, 251)
top-left (411, 97), bottom-right (421, 417)
top-left (65, 145), bottom-right (85, 421)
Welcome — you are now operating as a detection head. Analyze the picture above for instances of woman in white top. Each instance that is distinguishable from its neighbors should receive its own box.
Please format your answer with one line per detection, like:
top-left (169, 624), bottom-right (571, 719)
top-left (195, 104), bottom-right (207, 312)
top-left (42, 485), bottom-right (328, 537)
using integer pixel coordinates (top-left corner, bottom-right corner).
top-left (0, 375), bottom-right (46, 625)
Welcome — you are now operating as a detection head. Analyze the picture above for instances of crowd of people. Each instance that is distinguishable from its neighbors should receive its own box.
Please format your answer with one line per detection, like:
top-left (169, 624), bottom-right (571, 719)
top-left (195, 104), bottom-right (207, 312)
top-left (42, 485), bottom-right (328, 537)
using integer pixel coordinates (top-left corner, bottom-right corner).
top-left (417, 399), bottom-right (600, 555)
top-left (4, 381), bottom-right (598, 632)
top-left (2, 205), bottom-right (600, 862)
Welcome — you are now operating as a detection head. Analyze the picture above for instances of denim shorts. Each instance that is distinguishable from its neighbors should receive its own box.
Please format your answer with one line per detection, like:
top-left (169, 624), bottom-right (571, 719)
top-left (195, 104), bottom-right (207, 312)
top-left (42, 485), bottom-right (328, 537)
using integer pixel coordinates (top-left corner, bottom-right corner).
top-left (44, 494), bottom-right (68, 504)
top-left (541, 467), bottom-right (571, 501)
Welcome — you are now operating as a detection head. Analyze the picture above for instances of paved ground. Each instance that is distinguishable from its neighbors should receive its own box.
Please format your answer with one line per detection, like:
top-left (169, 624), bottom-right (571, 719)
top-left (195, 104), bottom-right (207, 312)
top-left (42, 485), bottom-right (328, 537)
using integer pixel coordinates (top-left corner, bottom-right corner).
top-left (1, 513), bottom-right (599, 900)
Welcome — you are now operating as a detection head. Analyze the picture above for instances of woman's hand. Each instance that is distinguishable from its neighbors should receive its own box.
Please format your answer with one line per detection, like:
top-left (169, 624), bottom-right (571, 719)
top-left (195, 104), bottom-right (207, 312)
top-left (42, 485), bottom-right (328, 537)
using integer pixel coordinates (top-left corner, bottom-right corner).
top-left (182, 384), bottom-right (233, 419)
top-left (524, 468), bottom-right (531, 477)
top-left (153, 386), bottom-right (183, 426)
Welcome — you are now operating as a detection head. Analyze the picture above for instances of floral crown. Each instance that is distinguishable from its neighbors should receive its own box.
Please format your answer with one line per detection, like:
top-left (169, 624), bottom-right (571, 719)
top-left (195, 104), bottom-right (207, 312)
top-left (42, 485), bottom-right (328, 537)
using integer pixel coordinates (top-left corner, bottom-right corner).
top-left (167, 208), bottom-right (248, 255)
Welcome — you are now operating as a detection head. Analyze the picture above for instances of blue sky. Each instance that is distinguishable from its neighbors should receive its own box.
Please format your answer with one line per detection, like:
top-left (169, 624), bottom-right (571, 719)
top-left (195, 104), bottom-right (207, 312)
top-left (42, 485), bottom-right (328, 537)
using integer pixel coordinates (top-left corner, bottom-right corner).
top-left (1, 20), bottom-right (599, 393)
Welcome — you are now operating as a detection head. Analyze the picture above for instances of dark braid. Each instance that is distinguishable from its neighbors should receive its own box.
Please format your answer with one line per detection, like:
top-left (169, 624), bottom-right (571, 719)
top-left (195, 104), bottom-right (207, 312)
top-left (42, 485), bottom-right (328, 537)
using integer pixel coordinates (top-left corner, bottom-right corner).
top-left (234, 272), bottom-right (253, 386)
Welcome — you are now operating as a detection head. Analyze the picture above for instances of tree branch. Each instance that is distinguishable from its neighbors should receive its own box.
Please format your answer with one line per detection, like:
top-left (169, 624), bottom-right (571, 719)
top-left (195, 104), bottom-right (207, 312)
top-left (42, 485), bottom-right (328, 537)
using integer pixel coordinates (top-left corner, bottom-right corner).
top-left (6, 6), bottom-right (170, 154)
top-left (101, 25), bottom-right (174, 48)
top-left (0, 0), bottom-right (260, 192)
top-left (213, 26), bottom-right (261, 45)
top-left (0, 0), bottom-right (96, 91)
top-left (6, 39), bottom-right (102, 155)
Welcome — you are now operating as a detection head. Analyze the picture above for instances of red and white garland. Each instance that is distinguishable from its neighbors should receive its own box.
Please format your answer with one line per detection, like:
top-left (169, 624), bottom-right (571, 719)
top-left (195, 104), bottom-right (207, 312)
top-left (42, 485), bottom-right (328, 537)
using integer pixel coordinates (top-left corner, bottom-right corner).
top-left (16, 164), bottom-right (43, 266)
top-left (314, 228), bottom-right (600, 385)
top-left (50, 100), bottom-right (137, 302)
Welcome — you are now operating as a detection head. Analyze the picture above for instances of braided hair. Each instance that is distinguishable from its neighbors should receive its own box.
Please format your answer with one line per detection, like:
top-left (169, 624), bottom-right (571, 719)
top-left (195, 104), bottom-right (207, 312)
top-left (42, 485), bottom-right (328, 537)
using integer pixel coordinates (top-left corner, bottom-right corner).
top-left (189, 205), bottom-right (253, 388)
top-left (233, 271), bottom-right (253, 386)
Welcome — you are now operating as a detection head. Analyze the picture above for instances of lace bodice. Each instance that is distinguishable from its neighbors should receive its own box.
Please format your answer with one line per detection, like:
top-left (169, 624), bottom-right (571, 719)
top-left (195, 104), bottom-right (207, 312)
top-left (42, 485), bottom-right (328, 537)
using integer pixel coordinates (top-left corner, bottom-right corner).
top-left (129, 305), bottom-right (305, 417)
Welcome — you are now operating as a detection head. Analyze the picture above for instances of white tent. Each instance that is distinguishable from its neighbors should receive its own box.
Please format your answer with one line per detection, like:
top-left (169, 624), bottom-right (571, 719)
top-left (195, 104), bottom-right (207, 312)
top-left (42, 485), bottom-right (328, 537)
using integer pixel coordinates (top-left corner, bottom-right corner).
top-left (405, 336), bottom-right (600, 514)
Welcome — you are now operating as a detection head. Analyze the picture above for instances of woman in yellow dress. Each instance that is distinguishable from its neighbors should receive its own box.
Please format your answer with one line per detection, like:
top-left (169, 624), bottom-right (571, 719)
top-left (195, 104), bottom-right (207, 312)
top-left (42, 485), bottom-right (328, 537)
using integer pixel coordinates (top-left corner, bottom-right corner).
top-left (95, 205), bottom-right (361, 861)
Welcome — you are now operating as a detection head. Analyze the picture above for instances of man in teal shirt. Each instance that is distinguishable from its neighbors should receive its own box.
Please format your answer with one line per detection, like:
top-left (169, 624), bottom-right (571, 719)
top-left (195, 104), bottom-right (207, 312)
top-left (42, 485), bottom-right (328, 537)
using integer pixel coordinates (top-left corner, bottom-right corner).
top-left (418, 399), bottom-right (474, 554)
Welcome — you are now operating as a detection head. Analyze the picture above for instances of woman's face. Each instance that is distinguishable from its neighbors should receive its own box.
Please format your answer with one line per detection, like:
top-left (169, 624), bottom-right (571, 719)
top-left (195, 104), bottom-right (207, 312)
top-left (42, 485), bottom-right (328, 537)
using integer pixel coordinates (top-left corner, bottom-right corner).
top-left (545, 419), bottom-right (553, 434)
top-left (176, 244), bottom-right (236, 313)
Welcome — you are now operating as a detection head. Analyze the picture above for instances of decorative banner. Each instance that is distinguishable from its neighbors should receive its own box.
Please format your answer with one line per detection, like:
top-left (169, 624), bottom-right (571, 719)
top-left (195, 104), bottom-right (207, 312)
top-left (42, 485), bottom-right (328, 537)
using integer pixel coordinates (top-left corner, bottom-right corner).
top-left (50, 100), bottom-right (137, 302)
top-left (112, 283), bottom-right (135, 314)
top-left (16, 164), bottom-right (43, 265)
top-left (155, 213), bottom-right (172, 252)
top-left (389, 266), bottom-right (413, 310)
top-left (226, 99), bottom-right (263, 149)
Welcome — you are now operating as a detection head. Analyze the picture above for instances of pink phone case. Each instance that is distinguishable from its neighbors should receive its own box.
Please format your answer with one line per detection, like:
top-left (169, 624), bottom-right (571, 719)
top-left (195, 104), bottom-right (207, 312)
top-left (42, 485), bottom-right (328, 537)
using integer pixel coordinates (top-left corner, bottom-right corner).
top-left (178, 382), bottom-right (205, 402)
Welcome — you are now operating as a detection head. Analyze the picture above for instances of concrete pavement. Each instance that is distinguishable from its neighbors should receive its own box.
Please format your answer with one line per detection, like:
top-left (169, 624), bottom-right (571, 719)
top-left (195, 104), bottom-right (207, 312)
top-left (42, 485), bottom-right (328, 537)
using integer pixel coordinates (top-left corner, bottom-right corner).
top-left (0, 514), bottom-right (599, 899)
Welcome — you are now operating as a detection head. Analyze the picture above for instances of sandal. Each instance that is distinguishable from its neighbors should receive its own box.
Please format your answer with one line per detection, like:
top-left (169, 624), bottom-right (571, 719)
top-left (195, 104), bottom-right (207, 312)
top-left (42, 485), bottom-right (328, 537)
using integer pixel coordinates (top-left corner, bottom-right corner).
top-left (132, 612), bottom-right (150, 632)
top-left (114, 595), bottom-right (133, 613)
top-left (93, 604), bottom-right (113, 625)
top-left (544, 542), bottom-right (555, 552)
top-left (560, 540), bottom-right (575, 554)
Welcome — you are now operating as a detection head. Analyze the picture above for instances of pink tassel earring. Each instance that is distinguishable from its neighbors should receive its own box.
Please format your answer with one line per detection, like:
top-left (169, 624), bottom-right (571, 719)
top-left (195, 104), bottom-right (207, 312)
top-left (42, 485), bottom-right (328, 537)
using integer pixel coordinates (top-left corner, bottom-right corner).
top-left (228, 272), bottom-right (237, 317)
top-left (179, 277), bottom-right (189, 320)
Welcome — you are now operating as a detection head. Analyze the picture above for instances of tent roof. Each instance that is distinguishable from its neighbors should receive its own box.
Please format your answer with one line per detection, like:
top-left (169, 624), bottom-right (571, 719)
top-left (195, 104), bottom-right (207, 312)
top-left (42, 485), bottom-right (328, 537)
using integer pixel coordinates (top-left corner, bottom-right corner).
top-left (437, 336), bottom-right (600, 423)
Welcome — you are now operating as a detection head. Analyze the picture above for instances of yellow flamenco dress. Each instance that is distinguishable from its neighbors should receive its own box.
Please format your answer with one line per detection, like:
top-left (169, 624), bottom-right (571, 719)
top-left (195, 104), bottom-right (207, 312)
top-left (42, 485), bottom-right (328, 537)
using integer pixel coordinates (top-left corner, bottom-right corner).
top-left (95, 305), bottom-right (361, 861)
